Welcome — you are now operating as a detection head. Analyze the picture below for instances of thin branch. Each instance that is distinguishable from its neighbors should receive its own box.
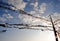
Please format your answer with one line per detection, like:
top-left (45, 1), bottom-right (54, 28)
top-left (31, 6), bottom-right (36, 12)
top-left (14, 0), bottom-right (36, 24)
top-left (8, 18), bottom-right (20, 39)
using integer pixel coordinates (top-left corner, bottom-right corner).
top-left (19, 10), bottom-right (50, 22)
top-left (0, 5), bottom-right (15, 11)
top-left (54, 19), bottom-right (60, 25)
top-left (0, 23), bottom-right (51, 27)
top-left (0, 3), bottom-right (51, 23)
top-left (0, 2), bottom-right (16, 8)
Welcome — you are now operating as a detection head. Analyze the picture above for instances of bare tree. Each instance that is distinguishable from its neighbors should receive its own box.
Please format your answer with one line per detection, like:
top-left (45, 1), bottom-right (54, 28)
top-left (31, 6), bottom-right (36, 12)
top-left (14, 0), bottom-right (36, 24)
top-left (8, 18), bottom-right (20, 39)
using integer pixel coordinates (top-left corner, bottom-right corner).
top-left (0, 2), bottom-right (60, 41)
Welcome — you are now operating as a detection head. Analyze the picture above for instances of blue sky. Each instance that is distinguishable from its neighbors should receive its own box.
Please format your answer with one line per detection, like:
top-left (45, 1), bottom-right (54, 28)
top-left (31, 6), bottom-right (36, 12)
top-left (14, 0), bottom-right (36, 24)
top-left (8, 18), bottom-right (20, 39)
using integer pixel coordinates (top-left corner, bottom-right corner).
top-left (0, 0), bottom-right (60, 23)
top-left (0, 0), bottom-right (60, 41)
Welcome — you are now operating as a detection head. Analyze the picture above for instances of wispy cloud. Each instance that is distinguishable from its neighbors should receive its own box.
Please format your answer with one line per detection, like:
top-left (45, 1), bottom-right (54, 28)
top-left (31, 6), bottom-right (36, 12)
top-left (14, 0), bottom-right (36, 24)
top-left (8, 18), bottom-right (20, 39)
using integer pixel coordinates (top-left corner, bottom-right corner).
top-left (7, 0), bottom-right (27, 10)
top-left (39, 3), bottom-right (47, 14)
top-left (29, 2), bottom-right (47, 16)
top-left (29, 11), bottom-right (36, 15)
top-left (0, 17), bottom-right (6, 22)
top-left (30, 2), bottom-right (38, 8)
top-left (30, 1), bottom-right (38, 11)
top-left (3, 14), bottom-right (13, 19)
top-left (52, 12), bottom-right (60, 20)
top-left (18, 14), bottom-right (33, 24)
top-left (18, 13), bottom-right (51, 26)
top-left (1, 0), bottom-right (27, 10)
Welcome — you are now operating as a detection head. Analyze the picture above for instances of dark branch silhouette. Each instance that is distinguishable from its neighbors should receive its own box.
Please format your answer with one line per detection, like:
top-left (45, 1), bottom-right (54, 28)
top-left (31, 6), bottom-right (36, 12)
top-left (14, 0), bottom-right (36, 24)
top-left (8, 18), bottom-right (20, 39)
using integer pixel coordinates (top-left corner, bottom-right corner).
top-left (0, 23), bottom-right (51, 27)
top-left (0, 2), bottom-right (50, 23)
top-left (0, 23), bottom-right (52, 31)
top-left (0, 5), bottom-right (15, 11)
top-left (0, 2), bottom-right (16, 8)
top-left (0, 2), bottom-right (16, 11)
top-left (0, 30), bottom-right (6, 32)
top-left (54, 19), bottom-right (60, 25)
top-left (19, 10), bottom-right (50, 22)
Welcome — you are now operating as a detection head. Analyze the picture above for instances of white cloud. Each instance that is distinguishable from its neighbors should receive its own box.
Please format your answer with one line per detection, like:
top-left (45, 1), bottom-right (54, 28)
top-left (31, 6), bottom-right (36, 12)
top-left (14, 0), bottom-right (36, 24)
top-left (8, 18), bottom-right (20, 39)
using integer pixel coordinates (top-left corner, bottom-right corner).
top-left (30, 2), bottom-right (38, 8)
top-left (51, 12), bottom-right (60, 20)
top-left (30, 1), bottom-right (38, 11)
top-left (53, 12), bottom-right (60, 17)
top-left (18, 14), bottom-right (50, 25)
top-left (30, 2), bottom-right (47, 16)
top-left (29, 11), bottom-right (36, 15)
top-left (39, 3), bottom-right (47, 14)
top-left (0, 17), bottom-right (6, 22)
top-left (50, 12), bottom-right (60, 25)
top-left (34, 2), bottom-right (38, 7)
top-left (18, 14), bottom-right (33, 24)
top-left (8, 0), bottom-right (27, 10)
top-left (1, 0), bottom-right (27, 10)
top-left (15, 1), bottom-right (27, 10)
top-left (30, 1), bottom-right (39, 16)
top-left (3, 14), bottom-right (13, 19)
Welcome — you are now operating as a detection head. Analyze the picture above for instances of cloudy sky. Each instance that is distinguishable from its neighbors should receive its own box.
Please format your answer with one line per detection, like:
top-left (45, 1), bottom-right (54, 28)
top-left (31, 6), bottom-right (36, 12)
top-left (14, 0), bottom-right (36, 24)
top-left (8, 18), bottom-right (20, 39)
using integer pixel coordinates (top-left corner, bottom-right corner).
top-left (0, 0), bottom-right (60, 41)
